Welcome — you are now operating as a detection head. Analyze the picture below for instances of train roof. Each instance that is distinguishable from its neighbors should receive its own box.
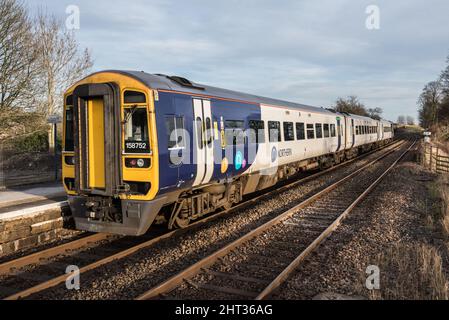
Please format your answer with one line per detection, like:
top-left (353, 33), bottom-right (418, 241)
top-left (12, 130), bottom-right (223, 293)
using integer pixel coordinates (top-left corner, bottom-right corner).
top-left (81, 70), bottom-right (392, 123)
top-left (99, 70), bottom-right (337, 116)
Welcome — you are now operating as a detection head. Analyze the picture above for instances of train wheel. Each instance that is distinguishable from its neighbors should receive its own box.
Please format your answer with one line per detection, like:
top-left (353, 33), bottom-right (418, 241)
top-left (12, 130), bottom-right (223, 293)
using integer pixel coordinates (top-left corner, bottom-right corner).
top-left (221, 203), bottom-right (233, 211)
top-left (173, 216), bottom-right (190, 229)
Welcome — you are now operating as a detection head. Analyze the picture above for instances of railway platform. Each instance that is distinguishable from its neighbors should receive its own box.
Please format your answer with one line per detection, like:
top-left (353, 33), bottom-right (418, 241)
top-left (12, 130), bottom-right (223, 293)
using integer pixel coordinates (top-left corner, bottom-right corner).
top-left (0, 182), bottom-right (65, 213)
top-left (0, 182), bottom-right (70, 257)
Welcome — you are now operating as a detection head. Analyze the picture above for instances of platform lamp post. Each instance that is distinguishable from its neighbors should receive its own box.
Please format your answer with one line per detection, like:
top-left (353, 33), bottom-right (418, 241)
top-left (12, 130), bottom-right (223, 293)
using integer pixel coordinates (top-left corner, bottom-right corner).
top-left (47, 114), bottom-right (62, 181)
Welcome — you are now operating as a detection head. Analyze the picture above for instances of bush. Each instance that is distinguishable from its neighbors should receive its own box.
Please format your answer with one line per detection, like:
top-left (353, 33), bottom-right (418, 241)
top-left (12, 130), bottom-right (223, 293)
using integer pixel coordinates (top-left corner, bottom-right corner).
top-left (5, 131), bottom-right (49, 153)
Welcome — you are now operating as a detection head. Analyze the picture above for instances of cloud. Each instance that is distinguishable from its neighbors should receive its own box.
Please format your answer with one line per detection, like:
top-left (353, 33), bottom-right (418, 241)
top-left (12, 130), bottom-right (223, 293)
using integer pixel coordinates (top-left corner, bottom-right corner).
top-left (27, 0), bottom-right (449, 121)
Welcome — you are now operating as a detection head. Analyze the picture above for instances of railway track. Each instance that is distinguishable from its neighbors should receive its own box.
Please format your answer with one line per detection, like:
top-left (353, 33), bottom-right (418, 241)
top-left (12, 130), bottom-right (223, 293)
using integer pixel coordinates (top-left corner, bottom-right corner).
top-left (136, 140), bottom-right (416, 300)
top-left (0, 139), bottom-right (404, 300)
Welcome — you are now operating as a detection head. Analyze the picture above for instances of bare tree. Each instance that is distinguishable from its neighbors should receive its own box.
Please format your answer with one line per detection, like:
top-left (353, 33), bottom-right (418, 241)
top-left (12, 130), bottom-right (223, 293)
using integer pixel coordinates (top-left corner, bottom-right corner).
top-left (441, 55), bottom-right (449, 97)
top-left (418, 81), bottom-right (442, 128)
top-left (397, 115), bottom-right (406, 125)
top-left (368, 107), bottom-right (383, 120)
top-left (0, 0), bottom-right (39, 112)
top-left (406, 116), bottom-right (415, 125)
top-left (33, 10), bottom-right (93, 117)
top-left (333, 96), bottom-right (369, 116)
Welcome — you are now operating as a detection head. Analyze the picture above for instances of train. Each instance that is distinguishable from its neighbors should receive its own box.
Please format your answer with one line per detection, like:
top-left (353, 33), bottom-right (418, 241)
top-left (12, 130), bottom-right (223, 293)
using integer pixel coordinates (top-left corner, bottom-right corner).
top-left (62, 71), bottom-right (394, 235)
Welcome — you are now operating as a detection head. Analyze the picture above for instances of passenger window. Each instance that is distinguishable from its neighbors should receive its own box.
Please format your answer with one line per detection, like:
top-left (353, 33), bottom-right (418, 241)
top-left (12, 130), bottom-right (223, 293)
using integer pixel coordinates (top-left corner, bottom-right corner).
top-left (330, 124), bottom-right (336, 137)
top-left (323, 124), bottom-right (330, 138)
top-left (165, 116), bottom-right (185, 150)
top-left (225, 120), bottom-right (245, 145)
top-left (249, 120), bottom-right (265, 144)
top-left (283, 122), bottom-right (294, 141)
top-left (268, 121), bottom-right (281, 142)
top-left (64, 107), bottom-right (74, 152)
top-left (316, 124), bottom-right (323, 139)
top-left (307, 124), bottom-right (315, 139)
top-left (296, 123), bottom-right (305, 140)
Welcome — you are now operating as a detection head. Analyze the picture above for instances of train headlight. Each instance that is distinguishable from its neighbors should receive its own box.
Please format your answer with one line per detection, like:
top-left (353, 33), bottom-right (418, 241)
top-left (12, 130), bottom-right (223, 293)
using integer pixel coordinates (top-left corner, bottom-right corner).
top-left (137, 159), bottom-right (145, 168)
top-left (125, 158), bottom-right (151, 168)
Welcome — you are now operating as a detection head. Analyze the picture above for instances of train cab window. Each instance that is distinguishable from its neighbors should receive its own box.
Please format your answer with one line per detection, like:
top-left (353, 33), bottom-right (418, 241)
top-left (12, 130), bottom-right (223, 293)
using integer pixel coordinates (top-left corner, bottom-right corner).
top-left (296, 123), bottom-right (305, 140)
top-left (124, 91), bottom-right (146, 104)
top-left (66, 95), bottom-right (73, 106)
top-left (283, 122), bottom-right (295, 141)
top-left (165, 116), bottom-right (185, 150)
top-left (323, 124), bottom-right (330, 138)
top-left (330, 124), bottom-right (336, 137)
top-left (225, 120), bottom-right (245, 145)
top-left (249, 120), bottom-right (265, 144)
top-left (64, 107), bottom-right (74, 152)
top-left (268, 121), bottom-right (281, 142)
top-left (124, 108), bottom-right (150, 153)
top-left (307, 124), bottom-right (315, 139)
top-left (315, 124), bottom-right (323, 139)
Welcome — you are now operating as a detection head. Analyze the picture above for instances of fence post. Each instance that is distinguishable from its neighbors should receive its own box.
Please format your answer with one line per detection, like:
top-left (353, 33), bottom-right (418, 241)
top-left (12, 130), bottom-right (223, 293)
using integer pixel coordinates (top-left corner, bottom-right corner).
top-left (430, 146), bottom-right (433, 171)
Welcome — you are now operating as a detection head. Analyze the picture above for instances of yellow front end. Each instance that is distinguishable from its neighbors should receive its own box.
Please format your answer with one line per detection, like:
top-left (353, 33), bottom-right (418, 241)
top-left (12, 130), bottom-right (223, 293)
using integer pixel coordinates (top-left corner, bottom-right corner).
top-left (62, 72), bottom-right (162, 235)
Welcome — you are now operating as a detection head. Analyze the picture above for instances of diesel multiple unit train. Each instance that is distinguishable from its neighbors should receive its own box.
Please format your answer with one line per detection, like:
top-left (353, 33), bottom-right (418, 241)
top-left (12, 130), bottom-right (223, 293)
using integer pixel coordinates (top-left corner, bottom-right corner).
top-left (62, 70), bottom-right (394, 235)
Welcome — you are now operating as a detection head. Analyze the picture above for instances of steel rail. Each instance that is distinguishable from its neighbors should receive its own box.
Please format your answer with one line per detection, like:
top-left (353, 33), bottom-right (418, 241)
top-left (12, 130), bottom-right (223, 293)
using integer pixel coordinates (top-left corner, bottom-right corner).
top-left (136, 140), bottom-right (411, 300)
top-left (3, 139), bottom-right (402, 300)
top-left (255, 140), bottom-right (417, 299)
top-left (0, 233), bottom-right (111, 276)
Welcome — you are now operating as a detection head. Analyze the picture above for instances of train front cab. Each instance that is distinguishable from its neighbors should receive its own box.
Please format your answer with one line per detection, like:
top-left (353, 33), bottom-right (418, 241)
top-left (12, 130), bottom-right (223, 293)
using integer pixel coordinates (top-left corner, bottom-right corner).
top-left (62, 72), bottom-right (164, 235)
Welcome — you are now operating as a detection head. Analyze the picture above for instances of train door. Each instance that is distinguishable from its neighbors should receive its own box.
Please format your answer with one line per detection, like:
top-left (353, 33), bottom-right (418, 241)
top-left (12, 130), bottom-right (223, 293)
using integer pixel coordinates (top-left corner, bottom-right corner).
top-left (336, 118), bottom-right (342, 151)
top-left (72, 83), bottom-right (120, 196)
top-left (345, 117), bottom-right (352, 148)
top-left (351, 119), bottom-right (355, 147)
top-left (193, 98), bottom-right (214, 187)
top-left (377, 122), bottom-right (381, 141)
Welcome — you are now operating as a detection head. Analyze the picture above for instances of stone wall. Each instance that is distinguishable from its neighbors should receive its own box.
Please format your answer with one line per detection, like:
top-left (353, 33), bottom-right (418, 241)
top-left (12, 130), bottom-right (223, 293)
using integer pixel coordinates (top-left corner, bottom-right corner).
top-left (0, 205), bottom-right (74, 256)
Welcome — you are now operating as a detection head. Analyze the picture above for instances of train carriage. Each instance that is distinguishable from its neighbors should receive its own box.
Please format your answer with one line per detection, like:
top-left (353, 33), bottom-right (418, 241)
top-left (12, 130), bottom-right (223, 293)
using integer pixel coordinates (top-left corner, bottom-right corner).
top-left (62, 70), bottom-right (394, 235)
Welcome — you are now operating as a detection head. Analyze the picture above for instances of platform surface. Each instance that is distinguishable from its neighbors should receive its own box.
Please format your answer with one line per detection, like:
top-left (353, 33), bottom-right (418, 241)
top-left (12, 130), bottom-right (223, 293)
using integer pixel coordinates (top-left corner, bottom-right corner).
top-left (0, 182), bottom-right (66, 216)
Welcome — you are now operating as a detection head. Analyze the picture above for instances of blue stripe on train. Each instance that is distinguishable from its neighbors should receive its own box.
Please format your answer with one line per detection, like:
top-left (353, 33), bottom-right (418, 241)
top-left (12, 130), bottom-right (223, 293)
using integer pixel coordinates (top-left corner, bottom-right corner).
top-left (154, 91), bottom-right (261, 195)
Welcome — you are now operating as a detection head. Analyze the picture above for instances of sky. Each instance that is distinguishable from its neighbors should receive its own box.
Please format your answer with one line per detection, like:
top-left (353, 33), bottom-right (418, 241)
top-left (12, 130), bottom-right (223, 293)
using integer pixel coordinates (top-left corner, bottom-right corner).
top-left (27, 0), bottom-right (449, 122)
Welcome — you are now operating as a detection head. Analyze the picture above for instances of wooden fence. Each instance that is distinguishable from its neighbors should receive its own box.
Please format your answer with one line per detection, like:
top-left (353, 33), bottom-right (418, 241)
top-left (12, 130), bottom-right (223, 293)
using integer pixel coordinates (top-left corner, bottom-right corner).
top-left (421, 144), bottom-right (449, 174)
